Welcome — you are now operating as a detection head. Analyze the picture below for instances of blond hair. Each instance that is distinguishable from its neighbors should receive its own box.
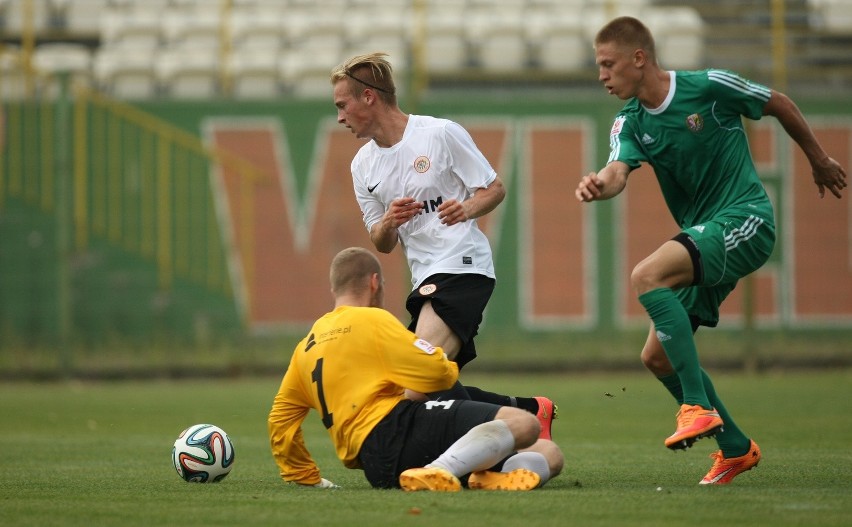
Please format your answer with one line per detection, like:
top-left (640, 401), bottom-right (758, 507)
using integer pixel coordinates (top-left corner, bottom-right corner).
top-left (330, 52), bottom-right (397, 105)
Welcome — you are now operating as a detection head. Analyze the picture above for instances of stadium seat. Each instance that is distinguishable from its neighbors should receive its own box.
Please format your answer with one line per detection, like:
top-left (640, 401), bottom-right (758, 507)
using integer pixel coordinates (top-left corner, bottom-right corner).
top-left (344, 34), bottom-right (409, 68)
top-left (284, 6), bottom-right (343, 42)
top-left (31, 43), bottom-right (93, 97)
top-left (63, 0), bottom-right (109, 38)
top-left (466, 0), bottom-right (527, 13)
top-left (229, 6), bottom-right (285, 52)
top-left (228, 46), bottom-right (280, 99)
top-left (808, 0), bottom-right (852, 34)
top-left (583, 0), bottom-right (649, 20)
top-left (579, 0), bottom-right (655, 45)
top-left (420, 12), bottom-right (470, 75)
top-left (644, 7), bottom-right (705, 70)
top-left (161, 9), bottom-right (221, 50)
top-left (0, 0), bottom-right (50, 34)
top-left (155, 46), bottom-right (221, 98)
top-left (532, 12), bottom-right (589, 73)
top-left (105, 0), bottom-right (169, 13)
top-left (0, 0), bottom-right (10, 27)
top-left (469, 9), bottom-right (530, 73)
top-left (93, 46), bottom-right (158, 99)
top-left (100, 7), bottom-right (161, 50)
top-left (344, 4), bottom-right (410, 64)
top-left (345, 4), bottom-right (410, 43)
top-left (280, 50), bottom-right (338, 98)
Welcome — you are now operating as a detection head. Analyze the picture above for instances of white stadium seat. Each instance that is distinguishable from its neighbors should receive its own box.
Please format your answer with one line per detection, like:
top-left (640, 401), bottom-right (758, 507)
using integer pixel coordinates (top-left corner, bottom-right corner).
top-left (468, 9), bottom-right (530, 73)
top-left (93, 46), bottom-right (158, 99)
top-left (644, 7), bottom-right (705, 70)
top-left (100, 8), bottom-right (161, 50)
top-left (230, 7), bottom-right (285, 52)
top-left (60, 0), bottom-right (108, 36)
top-left (808, 0), bottom-right (852, 34)
top-left (533, 12), bottom-right (589, 73)
top-left (161, 9), bottom-right (221, 50)
top-left (228, 46), bottom-right (280, 99)
top-left (155, 46), bottom-right (221, 98)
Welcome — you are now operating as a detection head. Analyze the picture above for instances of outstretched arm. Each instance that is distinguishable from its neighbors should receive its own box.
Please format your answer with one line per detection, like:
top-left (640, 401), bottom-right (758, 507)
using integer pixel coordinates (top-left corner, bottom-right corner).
top-left (575, 161), bottom-right (631, 202)
top-left (763, 90), bottom-right (847, 199)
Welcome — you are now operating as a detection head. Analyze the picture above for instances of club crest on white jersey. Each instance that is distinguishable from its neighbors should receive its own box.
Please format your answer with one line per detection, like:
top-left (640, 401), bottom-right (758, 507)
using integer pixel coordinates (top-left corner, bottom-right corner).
top-left (414, 155), bottom-right (431, 173)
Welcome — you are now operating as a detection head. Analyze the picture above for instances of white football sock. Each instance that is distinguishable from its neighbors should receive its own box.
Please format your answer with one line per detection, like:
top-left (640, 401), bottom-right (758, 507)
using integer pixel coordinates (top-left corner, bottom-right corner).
top-left (428, 420), bottom-right (515, 477)
top-left (501, 451), bottom-right (551, 486)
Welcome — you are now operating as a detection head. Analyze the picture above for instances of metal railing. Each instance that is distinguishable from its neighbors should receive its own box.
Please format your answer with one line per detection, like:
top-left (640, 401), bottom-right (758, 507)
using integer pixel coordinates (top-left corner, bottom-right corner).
top-left (1, 64), bottom-right (270, 334)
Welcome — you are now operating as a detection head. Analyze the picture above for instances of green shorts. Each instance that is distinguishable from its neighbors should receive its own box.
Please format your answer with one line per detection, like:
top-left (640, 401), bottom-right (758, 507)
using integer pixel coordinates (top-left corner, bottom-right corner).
top-left (674, 212), bottom-right (776, 327)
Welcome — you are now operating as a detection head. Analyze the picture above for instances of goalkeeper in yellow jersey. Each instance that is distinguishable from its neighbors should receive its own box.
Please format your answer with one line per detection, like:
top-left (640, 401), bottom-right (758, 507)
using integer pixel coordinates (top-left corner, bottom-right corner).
top-left (268, 247), bottom-right (563, 491)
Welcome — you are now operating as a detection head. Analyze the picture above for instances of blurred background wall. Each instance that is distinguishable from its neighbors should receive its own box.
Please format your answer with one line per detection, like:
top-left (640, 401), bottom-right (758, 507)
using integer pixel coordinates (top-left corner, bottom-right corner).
top-left (1, 0), bottom-right (851, 378)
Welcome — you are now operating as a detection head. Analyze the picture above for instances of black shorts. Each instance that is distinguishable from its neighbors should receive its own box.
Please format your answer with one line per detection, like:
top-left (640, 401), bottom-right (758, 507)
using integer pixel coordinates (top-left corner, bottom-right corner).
top-left (406, 273), bottom-right (495, 369)
top-left (358, 399), bottom-right (500, 488)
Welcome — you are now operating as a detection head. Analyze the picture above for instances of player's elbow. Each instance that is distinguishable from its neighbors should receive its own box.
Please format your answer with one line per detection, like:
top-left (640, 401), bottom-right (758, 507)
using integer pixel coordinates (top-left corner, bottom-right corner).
top-left (369, 228), bottom-right (398, 254)
top-left (374, 243), bottom-right (394, 254)
top-left (486, 177), bottom-right (507, 206)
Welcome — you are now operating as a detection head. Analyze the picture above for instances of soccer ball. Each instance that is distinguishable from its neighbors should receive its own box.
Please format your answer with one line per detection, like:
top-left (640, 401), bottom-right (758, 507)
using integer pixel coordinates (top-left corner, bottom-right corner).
top-left (172, 424), bottom-right (235, 483)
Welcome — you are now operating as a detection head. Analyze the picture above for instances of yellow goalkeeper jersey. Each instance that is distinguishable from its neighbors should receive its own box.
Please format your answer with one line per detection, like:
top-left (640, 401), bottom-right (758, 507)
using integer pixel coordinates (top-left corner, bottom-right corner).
top-left (268, 305), bottom-right (459, 485)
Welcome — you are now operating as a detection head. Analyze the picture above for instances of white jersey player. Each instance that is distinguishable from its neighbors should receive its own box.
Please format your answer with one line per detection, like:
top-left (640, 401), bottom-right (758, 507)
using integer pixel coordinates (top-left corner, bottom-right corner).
top-left (331, 52), bottom-right (557, 440)
top-left (352, 114), bottom-right (496, 289)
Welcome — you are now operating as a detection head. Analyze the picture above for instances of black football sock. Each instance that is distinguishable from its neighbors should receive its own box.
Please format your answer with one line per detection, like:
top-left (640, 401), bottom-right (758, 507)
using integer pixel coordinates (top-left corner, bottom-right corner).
top-left (428, 381), bottom-right (471, 401)
top-left (464, 386), bottom-right (539, 414)
top-left (513, 396), bottom-right (540, 414)
top-left (463, 386), bottom-right (511, 405)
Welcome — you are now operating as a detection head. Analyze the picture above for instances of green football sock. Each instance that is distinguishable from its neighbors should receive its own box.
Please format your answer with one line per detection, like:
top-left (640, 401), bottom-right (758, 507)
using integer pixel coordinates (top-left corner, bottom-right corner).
top-left (638, 288), bottom-right (711, 409)
top-left (658, 372), bottom-right (684, 404)
top-left (701, 368), bottom-right (751, 457)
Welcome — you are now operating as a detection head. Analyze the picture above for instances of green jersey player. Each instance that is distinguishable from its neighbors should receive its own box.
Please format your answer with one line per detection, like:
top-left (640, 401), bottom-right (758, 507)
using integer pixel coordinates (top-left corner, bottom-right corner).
top-left (576, 16), bottom-right (847, 485)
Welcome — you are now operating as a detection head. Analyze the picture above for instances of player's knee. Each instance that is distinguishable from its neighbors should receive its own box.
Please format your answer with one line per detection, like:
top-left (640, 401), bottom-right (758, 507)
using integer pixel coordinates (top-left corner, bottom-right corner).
top-left (630, 260), bottom-right (659, 295)
top-left (540, 440), bottom-right (564, 477)
top-left (641, 345), bottom-right (672, 375)
top-left (515, 413), bottom-right (540, 449)
top-left (498, 407), bottom-right (540, 448)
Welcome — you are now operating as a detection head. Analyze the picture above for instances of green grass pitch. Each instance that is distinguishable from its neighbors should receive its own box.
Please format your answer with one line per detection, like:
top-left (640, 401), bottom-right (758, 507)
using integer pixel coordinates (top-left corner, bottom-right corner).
top-left (1, 370), bottom-right (850, 527)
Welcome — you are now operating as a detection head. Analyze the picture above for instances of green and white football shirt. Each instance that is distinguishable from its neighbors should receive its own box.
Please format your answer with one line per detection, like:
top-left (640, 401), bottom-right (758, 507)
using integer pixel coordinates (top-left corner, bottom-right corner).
top-left (608, 69), bottom-right (775, 228)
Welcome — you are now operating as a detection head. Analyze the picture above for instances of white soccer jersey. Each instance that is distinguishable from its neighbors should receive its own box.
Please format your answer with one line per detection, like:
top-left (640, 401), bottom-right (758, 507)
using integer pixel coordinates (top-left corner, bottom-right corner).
top-left (352, 115), bottom-right (497, 288)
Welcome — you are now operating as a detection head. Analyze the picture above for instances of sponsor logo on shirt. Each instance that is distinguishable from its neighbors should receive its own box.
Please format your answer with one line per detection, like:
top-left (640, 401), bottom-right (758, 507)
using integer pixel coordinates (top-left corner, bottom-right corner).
top-left (417, 196), bottom-right (443, 215)
top-left (641, 133), bottom-right (655, 145)
top-left (610, 115), bottom-right (626, 136)
top-left (462, 256), bottom-right (472, 265)
top-left (320, 325), bottom-right (351, 339)
top-left (367, 181), bottom-right (381, 193)
top-left (414, 155), bottom-right (431, 173)
top-left (306, 326), bottom-right (352, 350)
top-left (413, 338), bottom-right (437, 355)
top-left (686, 113), bottom-right (704, 132)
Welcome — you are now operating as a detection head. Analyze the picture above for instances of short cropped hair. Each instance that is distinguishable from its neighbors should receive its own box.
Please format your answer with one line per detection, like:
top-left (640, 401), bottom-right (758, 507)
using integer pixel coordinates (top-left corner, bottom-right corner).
top-left (330, 52), bottom-right (397, 105)
top-left (595, 16), bottom-right (657, 64)
top-left (329, 247), bottom-right (382, 296)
